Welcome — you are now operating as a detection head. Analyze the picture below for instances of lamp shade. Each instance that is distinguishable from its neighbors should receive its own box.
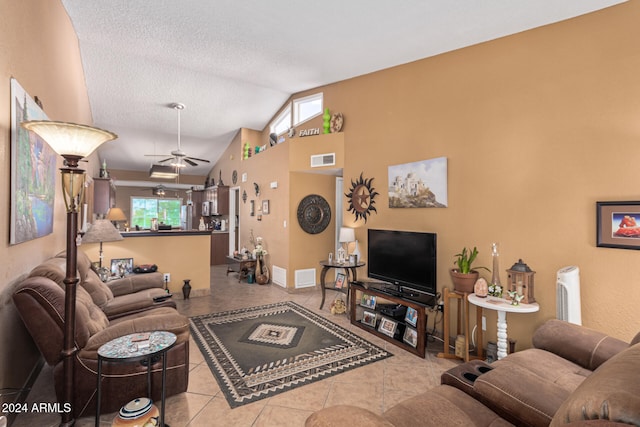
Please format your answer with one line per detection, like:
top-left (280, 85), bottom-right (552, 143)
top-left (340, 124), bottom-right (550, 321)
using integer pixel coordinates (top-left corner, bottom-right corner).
top-left (82, 219), bottom-right (124, 244)
top-left (21, 120), bottom-right (117, 158)
top-left (339, 227), bottom-right (355, 243)
top-left (106, 207), bottom-right (127, 222)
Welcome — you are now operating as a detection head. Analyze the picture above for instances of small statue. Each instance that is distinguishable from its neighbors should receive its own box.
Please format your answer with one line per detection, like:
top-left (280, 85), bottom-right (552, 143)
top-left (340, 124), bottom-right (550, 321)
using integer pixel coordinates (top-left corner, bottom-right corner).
top-left (508, 290), bottom-right (524, 305)
top-left (330, 298), bottom-right (346, 315)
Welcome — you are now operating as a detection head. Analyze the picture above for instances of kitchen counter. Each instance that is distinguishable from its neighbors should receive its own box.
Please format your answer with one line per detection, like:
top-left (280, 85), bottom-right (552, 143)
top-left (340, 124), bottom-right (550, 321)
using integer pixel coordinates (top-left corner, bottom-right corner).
top-left (121, 230), bottom-right (212, 238)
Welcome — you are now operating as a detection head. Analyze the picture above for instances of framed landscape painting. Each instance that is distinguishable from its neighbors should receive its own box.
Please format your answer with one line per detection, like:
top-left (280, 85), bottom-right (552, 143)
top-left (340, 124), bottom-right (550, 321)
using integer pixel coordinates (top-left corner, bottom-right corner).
top-left (388, 157), bottom-right (447, 208)
top-left (10, 78), bottom-right (55, 245)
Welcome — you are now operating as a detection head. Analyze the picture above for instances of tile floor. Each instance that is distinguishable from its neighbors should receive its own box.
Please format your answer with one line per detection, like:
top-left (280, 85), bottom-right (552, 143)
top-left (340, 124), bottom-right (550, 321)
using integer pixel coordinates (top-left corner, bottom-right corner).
top-left (13, 266), bottom-right (459, 427)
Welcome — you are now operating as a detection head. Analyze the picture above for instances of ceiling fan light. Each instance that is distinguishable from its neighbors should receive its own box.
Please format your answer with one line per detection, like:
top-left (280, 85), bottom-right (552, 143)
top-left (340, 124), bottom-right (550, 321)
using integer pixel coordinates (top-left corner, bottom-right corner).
top-left (149, 164), bottom-right (178, 179)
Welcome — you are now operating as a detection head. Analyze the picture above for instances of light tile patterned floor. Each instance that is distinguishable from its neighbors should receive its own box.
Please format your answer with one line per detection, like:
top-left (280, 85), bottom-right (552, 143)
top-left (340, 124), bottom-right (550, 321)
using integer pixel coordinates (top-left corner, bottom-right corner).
top-left (13, 266), bottom-right (459, 426)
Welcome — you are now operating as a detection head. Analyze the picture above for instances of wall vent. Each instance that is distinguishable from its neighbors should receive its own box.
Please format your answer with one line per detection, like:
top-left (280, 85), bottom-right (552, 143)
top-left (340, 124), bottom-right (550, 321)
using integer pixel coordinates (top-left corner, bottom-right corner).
top-left (310, 153), bottom-right (336, 168)
top-left (272, 265), bottom-right (287, 288)
top-left (295, 268), bottom-right (316, 288)
top-left (556, 266), bottom-right (581, 325)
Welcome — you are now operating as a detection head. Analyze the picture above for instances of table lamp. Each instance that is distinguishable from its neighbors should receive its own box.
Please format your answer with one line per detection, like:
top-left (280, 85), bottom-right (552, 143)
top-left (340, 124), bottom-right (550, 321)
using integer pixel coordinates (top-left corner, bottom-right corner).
top-left (21, 120), bottom-right (116, 426)
top-left (338, 227), bottom-right (355, 263)
top-left (82, 219), bottom-right (123, 269)
top-left (106, 207), bottom-right (127, 229)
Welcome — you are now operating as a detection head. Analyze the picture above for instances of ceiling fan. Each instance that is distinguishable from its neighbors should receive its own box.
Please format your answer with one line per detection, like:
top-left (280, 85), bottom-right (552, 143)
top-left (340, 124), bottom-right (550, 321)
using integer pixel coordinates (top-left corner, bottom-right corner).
top-left (145, 103), bottom-right (211, 168)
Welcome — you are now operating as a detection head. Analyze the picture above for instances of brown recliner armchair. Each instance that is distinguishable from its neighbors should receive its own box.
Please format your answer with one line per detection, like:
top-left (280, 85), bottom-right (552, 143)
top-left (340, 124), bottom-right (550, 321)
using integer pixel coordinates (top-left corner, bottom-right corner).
top-left (13, 265), bottom-right (189, 418)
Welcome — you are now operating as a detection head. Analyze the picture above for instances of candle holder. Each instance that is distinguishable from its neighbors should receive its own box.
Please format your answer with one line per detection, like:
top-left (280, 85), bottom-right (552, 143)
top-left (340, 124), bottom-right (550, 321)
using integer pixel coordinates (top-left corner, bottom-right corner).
top-left (506, 259), bottom-right (536, 304)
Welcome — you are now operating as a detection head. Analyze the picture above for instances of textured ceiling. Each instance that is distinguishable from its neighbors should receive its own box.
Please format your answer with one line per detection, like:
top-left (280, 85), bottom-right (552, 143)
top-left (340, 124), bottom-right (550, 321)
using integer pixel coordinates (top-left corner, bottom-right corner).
top-left (61, 0), bottom-right (625, 177)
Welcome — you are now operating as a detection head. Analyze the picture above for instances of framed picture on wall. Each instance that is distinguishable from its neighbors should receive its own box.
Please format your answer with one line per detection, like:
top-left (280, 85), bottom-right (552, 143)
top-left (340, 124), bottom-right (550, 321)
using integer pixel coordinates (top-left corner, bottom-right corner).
top-left (262, 200), bottom-right (270, 214)
top-left (596, 201), bottom-right (640, 250)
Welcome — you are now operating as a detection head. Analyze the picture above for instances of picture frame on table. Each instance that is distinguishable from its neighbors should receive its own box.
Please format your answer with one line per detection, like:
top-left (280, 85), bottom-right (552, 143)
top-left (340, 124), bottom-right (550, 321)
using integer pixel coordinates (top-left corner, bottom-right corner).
top-left (404, 306), bottom-right (418, 327)
top-left (596, 201), bottom-right (640, 250)
top-left (403, 327), bottom-right (418, 347)
top-left (362, 310), bottom-right (377, 327)
top-left (334, 272), bottom-right (346, 289)
top-left (378, 317), bottom-right (397, 338)
top-left (360, 293), bottom-right (376, 309)
top-left (111, 258), bottom-right (133, 277)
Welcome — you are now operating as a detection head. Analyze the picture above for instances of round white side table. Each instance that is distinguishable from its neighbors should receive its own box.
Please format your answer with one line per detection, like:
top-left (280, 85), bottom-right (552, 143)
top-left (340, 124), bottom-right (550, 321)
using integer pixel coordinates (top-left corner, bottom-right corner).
top-left (467, 294), bottom-right (539, 360)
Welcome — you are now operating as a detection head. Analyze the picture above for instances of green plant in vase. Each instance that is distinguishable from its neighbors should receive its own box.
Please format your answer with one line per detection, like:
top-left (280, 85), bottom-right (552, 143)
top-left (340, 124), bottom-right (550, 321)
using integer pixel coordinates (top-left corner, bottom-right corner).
top-left (450, 246), bottom-right (490, 294)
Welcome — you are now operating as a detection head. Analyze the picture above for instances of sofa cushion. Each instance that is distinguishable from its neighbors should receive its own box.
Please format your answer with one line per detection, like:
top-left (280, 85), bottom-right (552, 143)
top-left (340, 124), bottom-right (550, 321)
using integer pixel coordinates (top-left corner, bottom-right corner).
top-left (533, 319), bottom-right (628, 371)
top-left (384, 385), bottom-right (513, 427)
top-left (28, 257), bottom-right (67, 286)
top-left (550, 343), bottom-right (640, 426)
top-left (74, 285), bottom-right (109, 339)
top-left (80, 269), bottom-right (114, 308)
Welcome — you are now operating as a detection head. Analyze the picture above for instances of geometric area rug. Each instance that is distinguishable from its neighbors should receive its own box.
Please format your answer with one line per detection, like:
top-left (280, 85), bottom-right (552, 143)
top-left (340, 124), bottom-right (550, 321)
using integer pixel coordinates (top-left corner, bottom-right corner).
top-left (189, 301), bottom-right (392, 408)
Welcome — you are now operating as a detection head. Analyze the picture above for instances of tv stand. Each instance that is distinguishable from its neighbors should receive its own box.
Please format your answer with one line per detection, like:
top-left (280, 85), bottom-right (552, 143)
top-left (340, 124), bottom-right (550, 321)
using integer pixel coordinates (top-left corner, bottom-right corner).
top-left (350, 281), bottom-right (430, 358)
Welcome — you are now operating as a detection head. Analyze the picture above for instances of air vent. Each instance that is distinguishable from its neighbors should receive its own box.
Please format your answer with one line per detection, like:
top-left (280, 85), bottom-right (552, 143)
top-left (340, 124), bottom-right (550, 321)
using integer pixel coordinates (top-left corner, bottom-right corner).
top-left (272, 265), bottom-right (287, 288)
top-left (310, 153), bottom-right (336, 168)
top-left (295, 268), bottom-right (316, 288)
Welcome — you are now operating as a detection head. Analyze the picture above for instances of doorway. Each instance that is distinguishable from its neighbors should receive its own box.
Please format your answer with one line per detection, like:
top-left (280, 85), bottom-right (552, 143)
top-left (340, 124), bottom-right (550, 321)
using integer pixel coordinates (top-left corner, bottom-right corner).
top-left (229, 186), bottom-right (240, 255)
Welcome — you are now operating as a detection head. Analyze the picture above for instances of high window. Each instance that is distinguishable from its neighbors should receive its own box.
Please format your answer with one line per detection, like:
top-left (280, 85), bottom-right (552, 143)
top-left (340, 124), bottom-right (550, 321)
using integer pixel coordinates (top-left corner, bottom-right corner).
top-left (130, 197), bottom-right (182, 229)
top-left (269, 104), bottom-right (291, 136)
top-left (293, 93), bottom-right (323, 126)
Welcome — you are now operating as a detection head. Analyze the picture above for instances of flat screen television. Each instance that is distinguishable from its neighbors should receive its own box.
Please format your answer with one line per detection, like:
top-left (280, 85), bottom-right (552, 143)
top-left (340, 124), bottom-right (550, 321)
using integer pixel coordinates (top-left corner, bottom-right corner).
top-left (367, 229), bottom-right (437, 297)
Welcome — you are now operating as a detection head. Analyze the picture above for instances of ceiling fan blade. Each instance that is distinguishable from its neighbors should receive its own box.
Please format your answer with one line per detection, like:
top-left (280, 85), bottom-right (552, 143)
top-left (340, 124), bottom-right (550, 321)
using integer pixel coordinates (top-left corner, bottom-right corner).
top-left (158, 157), bottom-right (174, 163)
top-left (183, 158), bottom-right (197, 166)
top-left (186, 157), bottom-right (210, 163)
top-left (144, 154), bottom-right (172, 157)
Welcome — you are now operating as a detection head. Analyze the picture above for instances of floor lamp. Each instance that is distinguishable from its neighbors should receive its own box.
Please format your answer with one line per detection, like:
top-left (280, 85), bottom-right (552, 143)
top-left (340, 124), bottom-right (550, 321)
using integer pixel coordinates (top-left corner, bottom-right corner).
top-left (21, 120), bottom-right (116, 427)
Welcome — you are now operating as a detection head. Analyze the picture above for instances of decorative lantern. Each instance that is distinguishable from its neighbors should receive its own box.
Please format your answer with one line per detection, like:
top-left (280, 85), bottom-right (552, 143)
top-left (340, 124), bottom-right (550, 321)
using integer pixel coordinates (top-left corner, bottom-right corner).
top-left (506, 259), bottom-right (535, 304)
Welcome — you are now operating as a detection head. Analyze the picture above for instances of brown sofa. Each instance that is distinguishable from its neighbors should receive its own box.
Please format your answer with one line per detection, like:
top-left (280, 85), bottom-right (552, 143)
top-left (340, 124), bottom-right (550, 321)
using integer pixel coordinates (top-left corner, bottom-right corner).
top-left (306, 320), bottom-right (640, 427)
top-left (28, 250), bottom-right (175, 319)
top-left (12, 251), bottom-right (189, 418)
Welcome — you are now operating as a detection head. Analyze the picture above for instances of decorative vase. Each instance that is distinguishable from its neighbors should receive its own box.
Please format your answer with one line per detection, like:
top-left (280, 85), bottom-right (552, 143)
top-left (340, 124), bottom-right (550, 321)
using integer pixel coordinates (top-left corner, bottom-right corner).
top-left (450, 269), bottom-right (479, 294)
top-left (182, 279), bottom-right (191, 299)
top-left (255, 254), bottom-right (269, 285)
top-left (198, 217), bottom-right (206, 231)
top-left (323, 108), bottom-right (331, 134)
top-left (112, 398), bottom-right (159, 427)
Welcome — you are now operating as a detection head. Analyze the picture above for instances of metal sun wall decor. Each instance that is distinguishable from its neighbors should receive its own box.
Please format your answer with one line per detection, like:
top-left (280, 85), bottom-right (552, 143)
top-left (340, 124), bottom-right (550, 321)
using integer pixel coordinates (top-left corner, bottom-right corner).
top-left (10, 78), bottom-right (56, 245)
top-left (345, 173), bottom-right (378, 223)
top-left (388, 156), bottom-right (448, 208)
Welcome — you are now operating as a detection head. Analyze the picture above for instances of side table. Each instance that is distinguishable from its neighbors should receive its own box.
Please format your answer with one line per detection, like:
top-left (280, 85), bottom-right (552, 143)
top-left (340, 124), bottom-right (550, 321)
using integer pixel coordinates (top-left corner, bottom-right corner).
top-left (96, 331), bottom-right (177, 427)
top-left (319, 260), bottom-right (365, 310)
top-left (437, 287), bottom-right (482, 362)
top-left (226, 256), bottom-right (257, 283)
top-left (467, 293), bottom-right (539, 360)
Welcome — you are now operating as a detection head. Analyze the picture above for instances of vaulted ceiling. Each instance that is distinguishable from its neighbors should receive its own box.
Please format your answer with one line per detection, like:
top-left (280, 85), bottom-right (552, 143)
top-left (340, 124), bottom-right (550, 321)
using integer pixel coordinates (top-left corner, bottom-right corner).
top-left (61, 0), bottom-right (625, 177)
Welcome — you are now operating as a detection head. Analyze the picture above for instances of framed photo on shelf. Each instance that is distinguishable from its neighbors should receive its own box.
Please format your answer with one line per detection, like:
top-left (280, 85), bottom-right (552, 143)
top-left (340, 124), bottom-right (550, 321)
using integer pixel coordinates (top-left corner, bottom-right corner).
top-left (378, 317), bottom-right (397, 338)
top-left (360, 294), bottom-right (377, 309)
top-left (596, 201), bottom-right (640, 250)
top-left (362, 310), bottom-right (377, 327)
top-left (335, 272), bottom-right (346, 289)
top-left (404, 306), bottom-right (418, 327)
top-left (403, 327), bottom-right (418, 347)
top-left (110, 258), bottom-right (133, 277)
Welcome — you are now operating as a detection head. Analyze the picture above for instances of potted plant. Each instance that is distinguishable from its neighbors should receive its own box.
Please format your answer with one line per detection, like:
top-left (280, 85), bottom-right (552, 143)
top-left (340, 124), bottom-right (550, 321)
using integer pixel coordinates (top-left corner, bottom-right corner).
top-left (450, 247), bottom-right (489, 293)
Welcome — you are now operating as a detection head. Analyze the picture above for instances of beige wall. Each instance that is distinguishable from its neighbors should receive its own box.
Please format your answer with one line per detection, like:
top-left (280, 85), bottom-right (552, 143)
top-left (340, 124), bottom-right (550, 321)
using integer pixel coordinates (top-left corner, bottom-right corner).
top-left (316, 2), bottom-right (640, 344)
top-left (212, 2), bottom-right (640, 347)
top-left (0, 0), bottom-right (100, 406)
